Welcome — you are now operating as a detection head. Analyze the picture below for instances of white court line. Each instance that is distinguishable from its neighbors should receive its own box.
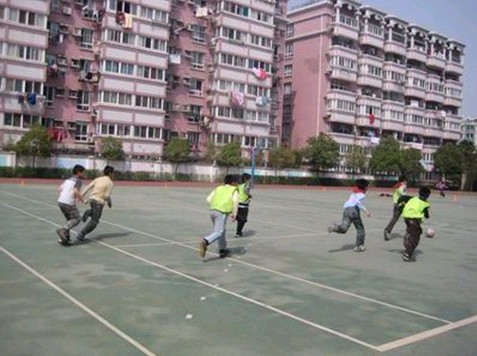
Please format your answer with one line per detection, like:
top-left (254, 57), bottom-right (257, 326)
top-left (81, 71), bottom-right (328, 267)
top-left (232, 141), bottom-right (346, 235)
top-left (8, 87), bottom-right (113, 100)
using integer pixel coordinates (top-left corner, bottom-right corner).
top-left (0, 202), bottom-right (380, 352)
top-left (377, 314), bottom-right (477, 352)
top-left (115, 242), bottom-right (175, 248)
top-left (0, 245), bottom-right (156, 356)
top-left (0, 196), bottom-right (452, 325)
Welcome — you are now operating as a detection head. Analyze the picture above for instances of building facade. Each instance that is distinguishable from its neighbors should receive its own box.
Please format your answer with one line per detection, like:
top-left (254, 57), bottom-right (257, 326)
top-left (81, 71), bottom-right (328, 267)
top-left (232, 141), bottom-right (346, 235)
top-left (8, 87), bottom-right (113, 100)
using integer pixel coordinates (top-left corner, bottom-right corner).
top-left (461, 117), bottom-right (477, 146)
top-left (284, 0), bottom-right (465, 176)
top-left (0, 0), bottom-right (287, 160)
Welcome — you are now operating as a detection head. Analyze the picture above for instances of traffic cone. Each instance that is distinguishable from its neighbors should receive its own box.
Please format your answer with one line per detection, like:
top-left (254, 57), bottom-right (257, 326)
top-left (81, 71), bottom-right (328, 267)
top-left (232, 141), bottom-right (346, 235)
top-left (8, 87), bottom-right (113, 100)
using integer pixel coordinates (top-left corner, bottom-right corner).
top-left (20, 179), bottom-right (25, 186)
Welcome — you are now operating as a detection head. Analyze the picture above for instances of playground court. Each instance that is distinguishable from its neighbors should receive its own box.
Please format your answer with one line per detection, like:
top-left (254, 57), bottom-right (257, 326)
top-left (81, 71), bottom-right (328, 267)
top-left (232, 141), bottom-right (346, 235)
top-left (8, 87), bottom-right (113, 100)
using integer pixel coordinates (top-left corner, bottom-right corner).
top-left (0, 182), bottom-right (476, 355)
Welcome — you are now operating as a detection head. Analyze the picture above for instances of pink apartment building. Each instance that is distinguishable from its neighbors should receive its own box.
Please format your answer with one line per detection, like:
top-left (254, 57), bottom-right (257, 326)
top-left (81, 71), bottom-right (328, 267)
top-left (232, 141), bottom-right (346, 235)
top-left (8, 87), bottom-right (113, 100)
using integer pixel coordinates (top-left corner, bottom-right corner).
top-left (0, 0), bottom-right (287, 161)
top-left (283, 0), bottom-right (465, 177)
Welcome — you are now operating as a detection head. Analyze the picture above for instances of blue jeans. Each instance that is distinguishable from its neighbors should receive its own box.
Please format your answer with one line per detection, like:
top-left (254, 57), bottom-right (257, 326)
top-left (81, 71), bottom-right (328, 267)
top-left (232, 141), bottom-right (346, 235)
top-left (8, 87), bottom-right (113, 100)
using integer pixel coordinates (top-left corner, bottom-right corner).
top-left (203, 210), bottom-right (228, 250)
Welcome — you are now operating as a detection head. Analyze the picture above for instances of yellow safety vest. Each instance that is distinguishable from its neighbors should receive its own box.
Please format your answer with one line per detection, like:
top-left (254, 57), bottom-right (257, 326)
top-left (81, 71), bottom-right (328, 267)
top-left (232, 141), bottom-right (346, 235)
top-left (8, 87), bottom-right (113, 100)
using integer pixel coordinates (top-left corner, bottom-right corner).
top-left (238, 183), bottom-right (250, 204)
top-left (210, 185), bottom-right (237, 213)
top-left (401, 197), bottom-right (430, 220)
top-left (392, 183), bottom-right (406, 204)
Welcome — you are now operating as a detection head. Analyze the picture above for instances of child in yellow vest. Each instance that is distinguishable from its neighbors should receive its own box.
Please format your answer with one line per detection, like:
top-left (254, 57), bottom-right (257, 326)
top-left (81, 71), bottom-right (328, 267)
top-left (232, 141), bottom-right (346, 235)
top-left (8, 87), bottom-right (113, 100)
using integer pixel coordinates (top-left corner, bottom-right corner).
top-left (401, 187), bottom-right (431, 262)
top-left (199, 175), bottom-right (239, 258)
top-left (235, 173), bottom-right (252, 237)
top-left (384, 175), bottom-right (408, 240)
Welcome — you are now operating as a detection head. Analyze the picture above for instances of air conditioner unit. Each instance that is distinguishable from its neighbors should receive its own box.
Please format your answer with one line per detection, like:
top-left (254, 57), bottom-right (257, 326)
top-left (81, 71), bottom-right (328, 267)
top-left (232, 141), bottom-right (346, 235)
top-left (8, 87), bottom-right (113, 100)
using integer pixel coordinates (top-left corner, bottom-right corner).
top-left (73, 27), bottom-right (83, 37)
top-left (182, 77), bottom-right (191, 85)
top-left (57, 57), bottom-right (67, 66)
top-left (62, 6), bottom-right (73, 15)
top-left (185, 23), bottom-right (194, 31)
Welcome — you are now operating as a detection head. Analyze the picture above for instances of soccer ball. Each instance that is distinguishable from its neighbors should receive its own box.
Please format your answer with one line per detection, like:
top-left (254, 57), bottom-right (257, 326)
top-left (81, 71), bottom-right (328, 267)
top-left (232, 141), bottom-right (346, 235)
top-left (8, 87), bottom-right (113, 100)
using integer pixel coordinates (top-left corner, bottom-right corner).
top-left (425, 228), bottom-right (436, 238)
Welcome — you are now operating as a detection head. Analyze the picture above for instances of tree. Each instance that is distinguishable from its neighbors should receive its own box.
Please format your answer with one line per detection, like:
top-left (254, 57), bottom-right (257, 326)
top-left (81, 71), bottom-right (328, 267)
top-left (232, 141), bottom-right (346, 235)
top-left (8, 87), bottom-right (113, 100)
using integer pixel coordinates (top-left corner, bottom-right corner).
top-left (164, 137), bottom-right (191, 177)
top-left (13, 125), bottom-right (51, 167)
top-left (345, 145), bottom-right (367, 175)
top-left (268, 147), bottom-right (296, 169)
top-left (203, 141), bottom-right (218, 164)
top-left (369, 137), bottom-right (401, 175)
top-left (305, 135), bottom-right (340, 174)
top-left (400, 148), bottom-right (424, 178)
top-left (100, 136), bottom-right (125, 163)
top-left (216, 141), bottom-right (242, 173)
top-left (434, 141), bottom-right (477, 190)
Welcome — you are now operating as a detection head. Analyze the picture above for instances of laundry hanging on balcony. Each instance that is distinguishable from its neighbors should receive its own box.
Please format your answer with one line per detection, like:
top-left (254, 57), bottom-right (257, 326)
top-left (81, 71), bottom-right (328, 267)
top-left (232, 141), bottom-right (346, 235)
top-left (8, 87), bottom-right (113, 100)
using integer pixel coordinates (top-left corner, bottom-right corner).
top-left (27, 93), bottom-right (37, 105)
top-left (252, 68), bottom-right (268, 80)
top-left (195, 7), bottom-right (208, 17)
top-left (230, 91), bottom-right (245, 107)
top-left (123, 13), bottom-right (133, 28)
top-left (169, 54), bottom-right (181, 64)
top-left (255, 96), bottom-right (269, 107)
top-left (368, 107), bottom-right (375, 125)
top-left (116, 12), bottom-right (125, 25)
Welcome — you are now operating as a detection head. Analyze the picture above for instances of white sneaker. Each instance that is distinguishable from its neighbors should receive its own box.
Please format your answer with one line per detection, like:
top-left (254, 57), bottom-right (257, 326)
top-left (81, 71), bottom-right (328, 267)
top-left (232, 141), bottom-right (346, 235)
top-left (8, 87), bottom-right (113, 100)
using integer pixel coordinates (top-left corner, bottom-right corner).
top-left (354, 245), bottom-right (365, 252)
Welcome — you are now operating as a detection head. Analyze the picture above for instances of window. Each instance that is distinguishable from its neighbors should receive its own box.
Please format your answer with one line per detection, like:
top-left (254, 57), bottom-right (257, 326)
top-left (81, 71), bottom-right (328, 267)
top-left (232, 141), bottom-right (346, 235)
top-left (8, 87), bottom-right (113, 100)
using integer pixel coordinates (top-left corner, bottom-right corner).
top-left (248, 59), bottom-right (271, 72)
top-left (43, 86), bottom-right (54, 106)
top-left (284, 83), bottom-right (292, 97)
top-left (338, 14), bottom-right (358, 28)
top-left (189, 78), bottom-right (202, 95)
top-left (330, 56), bottom-right (357, 69)
top-left (221, 27), bottom-right (244, 42)
top-left (284, 65), bottom-right (292, 77)
top-left (77, 90), bottom-right (90, 111)
top-left (51, 0), bottom-right (60, 11)
top-left (8, 9), bottom-right (46, 28)
top-left (139, 36), bottom-right (167, 51)
top-left (187, 131), bottom-right (200, 146)
top-left (286, 24), bottom-right (294, 38)
top-left (247, 85), bottom-right (269, 97)
top-left (81, 29), bottom-right (93, 48)
top-left (0, 6), bottom-right (4, 20)
top-left (250, 10), bottom-right (271, 23)
top-left (3, 113), bottom-right (39, 128)
top-left (133, 126), bottom-right (161, 139)
top-left (112, 0), bottom-right (137, 15)
top-left (75, 122), bottom-right (88, 141)
top-left (285, 43), bottom-right (293, 59)
top-left (223, 2), bottom-right (249, 17)
top-left (220, 53), bottom-right (246, 67)
top-left (359, 64), bottom-right (382, 77)
top-left (330, 80), bottom-right (350, 91)
top-left (104, 60), bottom-right (134, 75)
top-left (135, 95), bottom-right (163, 110)
top-left (192, 25), bottom-right (206, 43)
top-left (107, 30), bottom-right (136, 45)
top-left (190, 52), bottom-right (205, 69)
top-left (7, 44), bottom-right (42, 62)
top-left (137, 65), bottom-right (165, 81)
top-left (188, 105), bottom-right (202, 122)
top-left (6, 79), bottom-right (42, 93)
top-left (140, 6), bottom-right (168, 23)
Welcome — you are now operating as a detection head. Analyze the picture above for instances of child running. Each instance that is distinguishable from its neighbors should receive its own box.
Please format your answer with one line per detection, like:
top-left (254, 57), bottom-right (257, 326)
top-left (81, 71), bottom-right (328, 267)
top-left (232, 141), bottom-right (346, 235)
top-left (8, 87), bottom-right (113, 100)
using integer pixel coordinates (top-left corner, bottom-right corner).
top-left (76, 166), bottom-right (115, 241)
top-left (401, 187), bottom-right (431, 262)
top-left (384, 175), bottom-right (408, 241)
top-left (435, 179), bottom-right (448, 198)
top-left (199, 174), bottom-right (239, 259)
top-left (328, 179), bottom-right (371, 252)
top-left (235, 173), bottom-right (252, 237)
top-left (56, 164), bottom-right (85, 245)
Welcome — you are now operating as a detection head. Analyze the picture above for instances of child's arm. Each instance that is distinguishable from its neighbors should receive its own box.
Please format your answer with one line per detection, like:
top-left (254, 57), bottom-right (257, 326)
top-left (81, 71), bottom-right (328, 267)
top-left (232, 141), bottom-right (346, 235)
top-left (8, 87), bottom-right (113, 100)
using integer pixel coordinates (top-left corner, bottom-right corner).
top-left (231, 191), bottom-right (239, 220)
top-left (104, 183), bottom-right (113, 208)
top-left (206, 190), bottom-right (215, 204)
top-left (423, 207), bottom-right (430, 219)
top-left (73, 188), bottom-right (84, 203)
top-left (81, 180), bottom-right (95, 200)
top-left (357, 195), bottom-right (371, 217)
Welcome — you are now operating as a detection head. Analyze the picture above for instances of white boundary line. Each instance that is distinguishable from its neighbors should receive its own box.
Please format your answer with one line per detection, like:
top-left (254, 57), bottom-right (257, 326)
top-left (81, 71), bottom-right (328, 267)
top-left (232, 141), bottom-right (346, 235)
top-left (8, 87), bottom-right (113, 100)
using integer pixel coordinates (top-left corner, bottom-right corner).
top-left (377, 314), bottom-right (477, 352)
top-left (0, 202), bottom-right (380, 352)
top-left (0, 194), bottom-right (452, 325)
top-left (0, 245), bottom-right (156, 356)
top-left (115, 242), bottom-right (175, 248)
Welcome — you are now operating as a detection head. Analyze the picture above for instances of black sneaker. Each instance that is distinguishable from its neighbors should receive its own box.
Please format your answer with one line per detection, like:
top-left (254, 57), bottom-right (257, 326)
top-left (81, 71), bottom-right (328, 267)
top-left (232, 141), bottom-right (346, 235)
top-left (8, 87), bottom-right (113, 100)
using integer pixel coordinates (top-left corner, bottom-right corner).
top-left (402, 253), bottom-right (412, 262)
top-left (82, 210), bottom-right (91, 223)
top-left (76, 233), bottom-right (86, 242)
top-left (384, 230), bottom-right (391, 241)
top-left (56, 228), bottom-right (70, 246)
top-left (235, 232), bottom-right (242, 238)
top-left (219, 249), bottom-right (231, 258)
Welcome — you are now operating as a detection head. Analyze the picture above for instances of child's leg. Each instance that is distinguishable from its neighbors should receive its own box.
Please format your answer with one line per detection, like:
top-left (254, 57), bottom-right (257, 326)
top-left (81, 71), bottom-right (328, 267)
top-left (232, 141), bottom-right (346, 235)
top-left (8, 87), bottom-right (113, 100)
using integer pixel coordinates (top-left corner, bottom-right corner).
top-left (332, 208), bottom-right (353, 234)
top-left (403, 219), bottom-right (422, 257)
top-left (236, 205), bottom-right (248, 235)
top-left (78, 201), bottom-right (104, 238)
top-left (384, 204), bottom-right (401, 234)
top-left (352, 212), bottom-right (365, 247)
top-left (203, 211), bottom-right (227, 246)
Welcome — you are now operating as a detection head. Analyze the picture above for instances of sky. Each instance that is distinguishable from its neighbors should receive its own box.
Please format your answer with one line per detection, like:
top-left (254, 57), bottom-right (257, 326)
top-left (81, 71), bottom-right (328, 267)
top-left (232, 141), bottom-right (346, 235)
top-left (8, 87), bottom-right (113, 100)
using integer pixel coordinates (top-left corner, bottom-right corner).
top-left (289, 0), bottom-right (477, 117)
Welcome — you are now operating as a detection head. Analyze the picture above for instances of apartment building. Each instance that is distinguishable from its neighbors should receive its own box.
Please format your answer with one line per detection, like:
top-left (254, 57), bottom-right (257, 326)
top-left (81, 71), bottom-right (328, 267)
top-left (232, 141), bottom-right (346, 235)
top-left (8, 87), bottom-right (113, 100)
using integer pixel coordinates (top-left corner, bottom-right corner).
top-left (462, 117), bottom-right (477, 146)
top-left (166, 0), bottom-right (286, 159)
top-left (0, 0), bottom-right (50, 146)
top-left (284, 0), bottom-right (465, 176)
top-left (0, 0), bottom-right (286, 161)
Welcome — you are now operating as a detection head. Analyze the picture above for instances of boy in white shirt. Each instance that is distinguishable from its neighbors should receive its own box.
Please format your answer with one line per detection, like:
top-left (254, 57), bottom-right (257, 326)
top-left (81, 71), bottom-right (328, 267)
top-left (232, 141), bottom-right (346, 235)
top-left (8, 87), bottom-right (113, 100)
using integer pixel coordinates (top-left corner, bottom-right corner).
top-left (328, 179), bottom-right (371, 252)
top-left (57, 165), bottom-right (85, 245)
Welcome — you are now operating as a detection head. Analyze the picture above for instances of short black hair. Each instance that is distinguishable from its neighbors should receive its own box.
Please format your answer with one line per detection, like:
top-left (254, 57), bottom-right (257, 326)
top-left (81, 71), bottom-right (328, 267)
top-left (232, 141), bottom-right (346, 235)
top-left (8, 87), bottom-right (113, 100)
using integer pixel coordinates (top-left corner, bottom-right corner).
top-left (398, 175), bottom-right (408, 182)
top-left (224, 174), bottom-right (238, 185)
top-left (104, 166), bottom-right (115, 176)
top-left (355, 178), bottom-right (369, 191)
top-left (241, 173), bottom-right (251, 182)
top-left (419, 187), bottom-right (431, 200)
top-left (73, 165), bottom-right (85, 175)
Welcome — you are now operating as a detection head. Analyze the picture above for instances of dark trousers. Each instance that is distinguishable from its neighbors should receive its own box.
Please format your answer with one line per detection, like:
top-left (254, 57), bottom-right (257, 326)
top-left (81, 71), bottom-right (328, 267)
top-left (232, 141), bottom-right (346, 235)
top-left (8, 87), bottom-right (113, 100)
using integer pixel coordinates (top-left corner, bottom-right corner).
top-left (333, 207), bottom-right (365, 246)
top-left (80, 200), bottom-right (104, 237)
top-left (58, 203), bottom-right (80, 233)
top-left (236, 204), bottom-right (249, 235)
top-left (385, 204), bottom-right (402, 233)
top-left (403, 218), bottom-right (422, 256)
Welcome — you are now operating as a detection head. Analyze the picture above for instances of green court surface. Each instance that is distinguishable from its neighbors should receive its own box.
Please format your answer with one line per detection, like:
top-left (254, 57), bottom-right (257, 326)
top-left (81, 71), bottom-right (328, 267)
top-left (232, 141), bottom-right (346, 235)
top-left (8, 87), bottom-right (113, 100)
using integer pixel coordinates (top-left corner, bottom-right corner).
top-left (0, 183), bottom-right (476, 356)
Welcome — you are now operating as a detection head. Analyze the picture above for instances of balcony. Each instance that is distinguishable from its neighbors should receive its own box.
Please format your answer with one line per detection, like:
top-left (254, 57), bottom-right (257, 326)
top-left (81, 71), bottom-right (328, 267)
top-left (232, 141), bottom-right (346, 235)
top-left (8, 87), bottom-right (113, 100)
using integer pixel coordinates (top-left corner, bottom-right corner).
top-left (357, 74), bottom-right (382, 88)
top-left (402, 142), bottom-right (424, 150)
top-left (327, 67), bottom-right (358, 82)
top-left (404, 123), bottom-right (425, 136)
top-left (327, 89), bottom-right (357, 102)
top-left (356, 115), bottom-right (380, 127)
top-left (381, 120), bottom-right (404, 132)
top-left (444, 80), bottom-right (463, 107)
top-left (424, 126), bottom-right (443, 138)
top-left (383, 61), bottom-right (406, 76)
top-left (330, 14), bottom-right (359, 40)
top-left (384, 41), bottom-right (407, 57)
top-left (405, 86), bottom-right (426, 99)
top-left (427, 53), bottom-right (446, 70)
top-left (407, 47), bottom-right (427, 63)
top-left (426, 75), bottom-right (445, 103)
top-left (328, 45), bottom-right (358, 59)
top-left (325, 111), bottom-right (356, 125)
top-left (446, 60), bottom-right (464, 75)
top-left (383, 81), bottom-right (405, 93)
top-left (359, 24), bottom-right (384, 49)
top-left (426, 91), bottom-right (444, 103)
